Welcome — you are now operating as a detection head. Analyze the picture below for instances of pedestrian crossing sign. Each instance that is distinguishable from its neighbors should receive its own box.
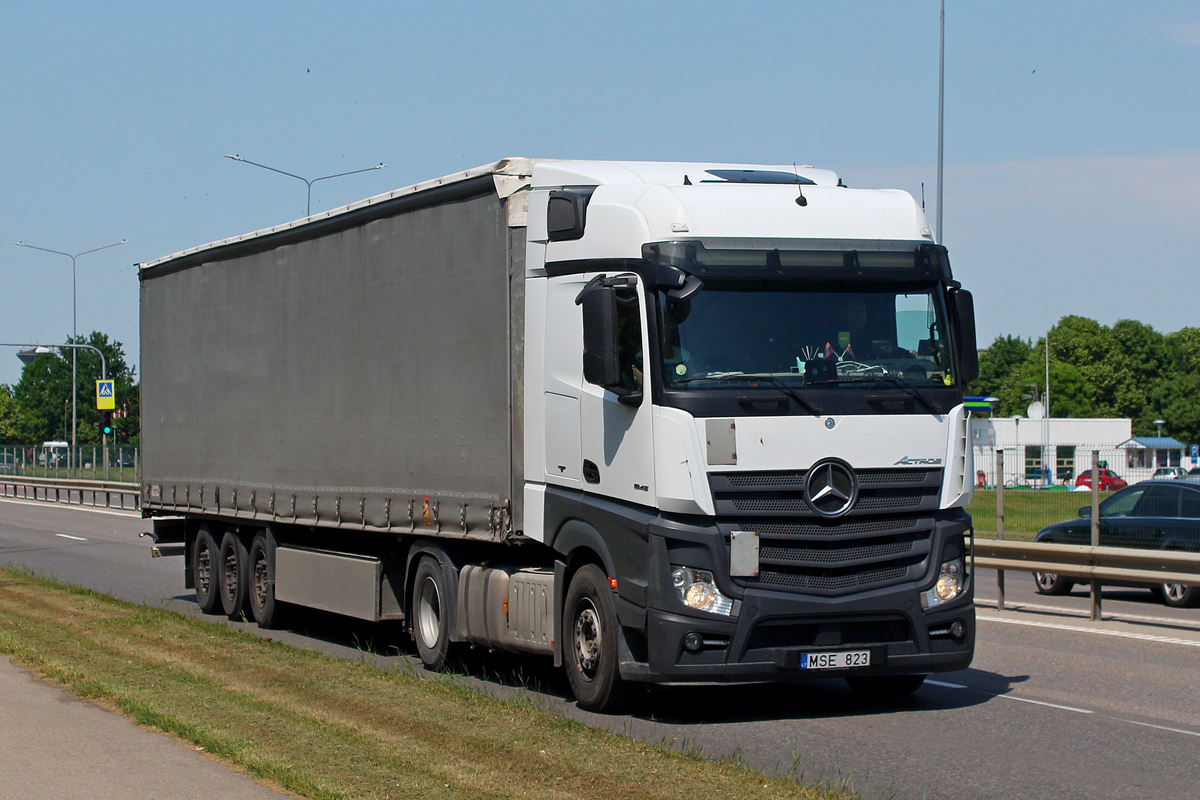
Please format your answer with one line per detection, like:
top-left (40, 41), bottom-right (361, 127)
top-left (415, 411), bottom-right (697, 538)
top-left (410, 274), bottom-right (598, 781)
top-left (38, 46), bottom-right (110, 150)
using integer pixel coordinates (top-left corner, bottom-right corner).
top-left (96, 380), bottom-right (115, 410)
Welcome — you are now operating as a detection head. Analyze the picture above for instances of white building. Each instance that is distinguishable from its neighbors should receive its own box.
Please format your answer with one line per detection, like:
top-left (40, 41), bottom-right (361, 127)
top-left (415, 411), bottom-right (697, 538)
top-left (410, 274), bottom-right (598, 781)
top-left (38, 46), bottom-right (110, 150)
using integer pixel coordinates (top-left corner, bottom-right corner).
top-left (969, 416), bottom-right (1132, 488)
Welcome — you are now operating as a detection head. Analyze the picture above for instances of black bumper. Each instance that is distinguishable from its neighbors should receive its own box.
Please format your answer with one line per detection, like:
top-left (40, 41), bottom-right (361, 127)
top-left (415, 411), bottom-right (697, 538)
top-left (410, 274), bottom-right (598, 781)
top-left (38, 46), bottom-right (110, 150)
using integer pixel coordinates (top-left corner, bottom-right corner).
top-left (616, 515), bottom-right (975, 684)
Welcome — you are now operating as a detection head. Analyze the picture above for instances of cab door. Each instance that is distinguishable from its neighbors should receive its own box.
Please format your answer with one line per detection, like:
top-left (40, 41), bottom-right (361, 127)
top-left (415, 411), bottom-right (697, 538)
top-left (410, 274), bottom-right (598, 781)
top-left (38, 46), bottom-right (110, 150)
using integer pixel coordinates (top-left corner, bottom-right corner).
top-left (576, 274), bottom-right (656, 506)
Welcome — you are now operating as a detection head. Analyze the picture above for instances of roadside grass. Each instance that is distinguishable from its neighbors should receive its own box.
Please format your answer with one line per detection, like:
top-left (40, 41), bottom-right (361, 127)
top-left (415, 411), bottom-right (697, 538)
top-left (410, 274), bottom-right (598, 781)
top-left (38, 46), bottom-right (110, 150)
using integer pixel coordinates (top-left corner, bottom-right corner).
top-left (0, 568), bottom-right (851, 800)
top-left (967, 489), bottom-right (1107, 541)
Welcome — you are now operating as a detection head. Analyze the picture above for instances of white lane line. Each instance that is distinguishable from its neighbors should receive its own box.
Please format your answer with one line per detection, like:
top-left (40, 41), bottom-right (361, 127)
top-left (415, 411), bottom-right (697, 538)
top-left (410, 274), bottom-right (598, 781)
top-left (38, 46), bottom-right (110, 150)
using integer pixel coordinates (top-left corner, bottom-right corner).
top-left (977, 597), bottom-right (1198, 630)
top-left (1122, 719), bottom-right (1200, 738)
top-left (978, 613), bottom-right (1200, 647)
top-left (926, 679), bottom-right (968, 689)
top-left (55, 533), bottom-right (88, 541)
top-left (992, 694), bottom-right (1093, 714)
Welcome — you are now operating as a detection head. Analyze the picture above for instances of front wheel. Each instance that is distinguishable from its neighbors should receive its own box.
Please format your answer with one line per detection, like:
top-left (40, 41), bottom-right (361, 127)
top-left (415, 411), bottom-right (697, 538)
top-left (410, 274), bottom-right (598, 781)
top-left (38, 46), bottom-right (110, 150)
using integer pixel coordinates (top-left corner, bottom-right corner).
top-left (563, 564), bottom-right (625, 712)
top-left (1160, 583), bottom-right (1200, 608)
top-left (1033, 572), bottom-right (1074, 596)
top-left (412, 556), bottom-right (451, 671)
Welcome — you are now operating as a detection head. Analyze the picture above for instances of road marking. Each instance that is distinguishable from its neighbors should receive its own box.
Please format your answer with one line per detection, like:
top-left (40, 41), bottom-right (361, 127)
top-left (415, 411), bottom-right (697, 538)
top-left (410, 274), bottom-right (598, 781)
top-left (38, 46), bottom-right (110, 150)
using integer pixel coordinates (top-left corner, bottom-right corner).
top-left (1122, 719), bottom-right (1200, 738)
top-left (978, 613), bottom-right (1200, 648)
top-left (55, 533), bottom-right (88, 541)
top-left (992, 694), bottom-right (1093, 714)
top-left (926, 679), bottom-right (968, 689)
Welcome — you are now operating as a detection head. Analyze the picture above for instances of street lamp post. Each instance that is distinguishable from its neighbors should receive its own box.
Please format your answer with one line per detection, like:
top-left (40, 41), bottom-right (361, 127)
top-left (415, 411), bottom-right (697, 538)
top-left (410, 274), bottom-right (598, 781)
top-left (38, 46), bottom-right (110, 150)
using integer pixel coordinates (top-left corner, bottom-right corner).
top-left (223, 155), bottom-right (387, 216)
top-left (10, 240), bottom-right (125, 476)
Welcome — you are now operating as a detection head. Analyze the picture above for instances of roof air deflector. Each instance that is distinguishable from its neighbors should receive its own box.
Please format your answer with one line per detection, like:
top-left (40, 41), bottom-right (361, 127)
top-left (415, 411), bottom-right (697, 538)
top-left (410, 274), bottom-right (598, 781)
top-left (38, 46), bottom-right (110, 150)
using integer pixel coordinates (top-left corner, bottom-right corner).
top-left (703, 169), bottom-right (817, 186)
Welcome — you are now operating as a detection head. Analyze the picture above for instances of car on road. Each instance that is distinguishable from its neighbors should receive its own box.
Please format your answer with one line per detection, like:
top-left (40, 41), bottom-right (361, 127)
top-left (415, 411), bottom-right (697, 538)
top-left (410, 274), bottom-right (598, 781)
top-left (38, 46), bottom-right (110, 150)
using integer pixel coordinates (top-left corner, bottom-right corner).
top-left (0, 453), bottom-right (14, 475)
top-left (1074, 468), bottom-right (1127, 491)
top-left (1032, 478), bottom-right (1200, 608)
top-left (1153, 466), bottom-right (1188, 480)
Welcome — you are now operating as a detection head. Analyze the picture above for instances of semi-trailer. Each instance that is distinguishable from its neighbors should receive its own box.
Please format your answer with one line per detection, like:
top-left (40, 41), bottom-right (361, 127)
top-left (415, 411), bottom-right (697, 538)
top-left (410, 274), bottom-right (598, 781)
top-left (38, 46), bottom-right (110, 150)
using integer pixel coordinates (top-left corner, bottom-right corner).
top-left (140, 157), bottom-right (978, 710)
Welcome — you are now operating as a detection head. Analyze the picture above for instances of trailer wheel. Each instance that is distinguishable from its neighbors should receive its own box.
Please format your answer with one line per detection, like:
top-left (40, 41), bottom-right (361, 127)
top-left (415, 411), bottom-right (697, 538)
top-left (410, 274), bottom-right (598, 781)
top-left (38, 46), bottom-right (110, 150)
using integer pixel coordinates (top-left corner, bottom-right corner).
top-left (218, 531), bottom-right (250, 620)
top-left (563, 564), bottom-right (625, 712)
top-left (846, 675), bottom-right (926, 698)
top-left (248, 532), bottom-right (287, 628)
top-left (192, 525), bottom-right (222, 614)
top-left (413, 557), bottom-right (451, 671)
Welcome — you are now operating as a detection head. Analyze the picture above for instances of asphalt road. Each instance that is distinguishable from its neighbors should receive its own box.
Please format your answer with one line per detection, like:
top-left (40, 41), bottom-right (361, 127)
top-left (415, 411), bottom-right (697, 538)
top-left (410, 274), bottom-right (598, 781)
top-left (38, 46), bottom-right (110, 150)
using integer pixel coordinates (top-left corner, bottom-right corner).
top-left (2, 496), bottom-right (1198, 800)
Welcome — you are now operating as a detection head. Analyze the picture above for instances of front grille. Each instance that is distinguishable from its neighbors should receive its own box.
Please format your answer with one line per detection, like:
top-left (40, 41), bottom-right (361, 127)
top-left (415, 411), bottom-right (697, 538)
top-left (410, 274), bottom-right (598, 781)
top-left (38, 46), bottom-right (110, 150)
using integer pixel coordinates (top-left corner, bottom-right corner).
top-left (711, 467), bottom-right (942, 596)
top-left (756, 565), bottom-right (912, 591)
top-left (709, 468), bottom-right (942, 519)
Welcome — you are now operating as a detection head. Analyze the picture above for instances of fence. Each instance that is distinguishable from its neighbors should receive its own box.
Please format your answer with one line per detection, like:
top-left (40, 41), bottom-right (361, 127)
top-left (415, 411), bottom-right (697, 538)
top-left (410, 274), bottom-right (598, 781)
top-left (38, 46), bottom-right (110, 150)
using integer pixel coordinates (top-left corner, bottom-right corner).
top-left (0, 443), bottom-right (139, 483)
top-left (970, 448), bottom-right (1200, 619)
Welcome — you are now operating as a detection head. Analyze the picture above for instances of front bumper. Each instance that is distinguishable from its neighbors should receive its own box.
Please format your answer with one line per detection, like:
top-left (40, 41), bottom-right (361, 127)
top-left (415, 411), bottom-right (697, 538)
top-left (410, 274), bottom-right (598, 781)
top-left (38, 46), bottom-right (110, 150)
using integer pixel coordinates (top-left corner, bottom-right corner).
top-left (631, 587), bottom-right (973, 682)
top-left (616, 518), bottom-right (975, 684)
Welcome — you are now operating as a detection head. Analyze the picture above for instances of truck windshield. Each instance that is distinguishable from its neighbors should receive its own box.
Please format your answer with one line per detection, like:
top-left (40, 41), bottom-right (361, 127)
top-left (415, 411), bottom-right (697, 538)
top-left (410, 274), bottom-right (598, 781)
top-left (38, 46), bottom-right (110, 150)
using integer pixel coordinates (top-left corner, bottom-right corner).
top-left (655, 279), bottom-right (955, 391)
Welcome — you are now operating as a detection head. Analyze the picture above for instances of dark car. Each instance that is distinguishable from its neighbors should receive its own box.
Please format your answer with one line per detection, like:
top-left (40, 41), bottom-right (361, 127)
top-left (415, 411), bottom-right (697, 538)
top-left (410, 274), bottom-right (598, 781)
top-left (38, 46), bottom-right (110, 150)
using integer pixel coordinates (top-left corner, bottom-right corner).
top-left (1032, 479), bottom-right (1200, 607)
top-left (1074, 468), bottom-right (1127, 492)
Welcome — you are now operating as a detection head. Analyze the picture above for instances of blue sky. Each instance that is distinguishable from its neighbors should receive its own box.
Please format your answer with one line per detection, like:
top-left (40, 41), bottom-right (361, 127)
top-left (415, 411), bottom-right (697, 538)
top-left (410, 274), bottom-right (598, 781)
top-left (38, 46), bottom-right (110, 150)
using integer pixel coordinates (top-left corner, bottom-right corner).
top-left (3, 1), bottom-right (1197, 387)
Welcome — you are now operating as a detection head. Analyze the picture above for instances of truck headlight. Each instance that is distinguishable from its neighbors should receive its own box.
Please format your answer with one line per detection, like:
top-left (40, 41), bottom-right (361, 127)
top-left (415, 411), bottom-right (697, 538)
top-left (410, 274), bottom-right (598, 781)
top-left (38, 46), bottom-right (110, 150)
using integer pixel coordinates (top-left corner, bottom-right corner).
top-left (921, 558), bottom-right (964, 609)
top-left (671, 566), bottom-right (734, 616)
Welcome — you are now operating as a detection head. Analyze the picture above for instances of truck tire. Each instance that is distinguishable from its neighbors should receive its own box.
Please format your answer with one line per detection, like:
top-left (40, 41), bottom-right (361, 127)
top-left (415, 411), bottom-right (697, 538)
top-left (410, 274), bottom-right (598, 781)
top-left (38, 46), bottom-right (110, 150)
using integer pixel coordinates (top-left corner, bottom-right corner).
top-left (846, 674), bottom-right (926, 698)
top-left (1160, 583), bottom-right (1200, 608)
top-left (192, 525), bottom-right (222, 614)
top-left (248, 531), bottom-right (288, 628)
top-left (1032, 571), bottom-right (1073, 596)
top-left (218, 531), bottom-right (250, 620)
top-left (413, 556), bottom-right (451, 671)
top-left (563, 564), bottom-right (625, 712)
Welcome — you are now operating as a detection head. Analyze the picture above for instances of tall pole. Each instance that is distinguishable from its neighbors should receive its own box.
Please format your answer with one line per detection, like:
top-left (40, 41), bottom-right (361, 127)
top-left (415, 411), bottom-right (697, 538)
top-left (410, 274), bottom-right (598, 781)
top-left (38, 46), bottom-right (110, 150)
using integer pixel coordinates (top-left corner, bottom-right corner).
top-left (223, 155), bottom-right (387, 216)
top-left (936, 0), bottom-right (945, 243)
top-left (11, 240), bottom-right (125, 476)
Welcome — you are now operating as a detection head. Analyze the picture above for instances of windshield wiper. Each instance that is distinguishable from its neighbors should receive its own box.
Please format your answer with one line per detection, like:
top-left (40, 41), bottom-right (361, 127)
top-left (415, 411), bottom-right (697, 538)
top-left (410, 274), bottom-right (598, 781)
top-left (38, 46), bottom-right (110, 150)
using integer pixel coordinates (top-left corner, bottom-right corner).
top-left (674, 372), bottom-right (821, 416)
top-left (804, 373), bottom-right (941, 414)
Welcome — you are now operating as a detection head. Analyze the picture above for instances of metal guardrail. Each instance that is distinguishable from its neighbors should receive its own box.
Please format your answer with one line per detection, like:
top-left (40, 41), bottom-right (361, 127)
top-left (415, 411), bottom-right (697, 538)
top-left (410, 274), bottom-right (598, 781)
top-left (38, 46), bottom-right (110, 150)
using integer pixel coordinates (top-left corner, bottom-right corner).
top-left (971, 538), bottom-right (1200, 587)
top-left (0, 476), bottom-right (140, 512)
top-left (976, 448), bottom-right (1199, 619)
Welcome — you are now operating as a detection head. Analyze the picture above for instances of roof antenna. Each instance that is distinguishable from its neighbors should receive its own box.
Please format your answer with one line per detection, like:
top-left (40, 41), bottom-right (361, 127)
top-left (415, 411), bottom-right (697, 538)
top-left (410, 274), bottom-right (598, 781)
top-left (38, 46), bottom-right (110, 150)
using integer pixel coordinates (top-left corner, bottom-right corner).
top-left (793, 163), bottom-right (808, 206)
top-left (684, 174), bottom-right (692, 185)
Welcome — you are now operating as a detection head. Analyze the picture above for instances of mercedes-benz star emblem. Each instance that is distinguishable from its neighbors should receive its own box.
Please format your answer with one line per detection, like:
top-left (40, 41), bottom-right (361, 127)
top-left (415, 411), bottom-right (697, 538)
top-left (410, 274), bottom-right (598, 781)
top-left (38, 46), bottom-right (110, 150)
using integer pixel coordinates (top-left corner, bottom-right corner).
top-left (805, 459), bottom-right (858, 517)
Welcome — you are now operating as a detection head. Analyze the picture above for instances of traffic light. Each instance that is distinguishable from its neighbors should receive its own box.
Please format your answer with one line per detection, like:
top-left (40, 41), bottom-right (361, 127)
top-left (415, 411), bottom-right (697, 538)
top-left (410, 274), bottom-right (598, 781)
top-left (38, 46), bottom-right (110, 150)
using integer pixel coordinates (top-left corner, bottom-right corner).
top-left (98, 411), bottom-right (115, 437)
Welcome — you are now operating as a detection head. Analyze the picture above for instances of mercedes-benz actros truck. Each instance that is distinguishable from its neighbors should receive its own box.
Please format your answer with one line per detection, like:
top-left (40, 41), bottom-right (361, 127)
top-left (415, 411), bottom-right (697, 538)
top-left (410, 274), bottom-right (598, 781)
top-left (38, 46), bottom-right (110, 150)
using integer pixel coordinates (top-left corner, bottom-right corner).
top-left (140, 158), bottom-right (978, 711)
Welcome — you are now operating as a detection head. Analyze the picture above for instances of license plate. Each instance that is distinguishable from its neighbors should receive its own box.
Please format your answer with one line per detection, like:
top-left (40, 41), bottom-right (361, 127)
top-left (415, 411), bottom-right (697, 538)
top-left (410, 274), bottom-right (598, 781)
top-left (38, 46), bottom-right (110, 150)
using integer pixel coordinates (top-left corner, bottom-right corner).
top-left (800, 650), bottom-right (871, 670)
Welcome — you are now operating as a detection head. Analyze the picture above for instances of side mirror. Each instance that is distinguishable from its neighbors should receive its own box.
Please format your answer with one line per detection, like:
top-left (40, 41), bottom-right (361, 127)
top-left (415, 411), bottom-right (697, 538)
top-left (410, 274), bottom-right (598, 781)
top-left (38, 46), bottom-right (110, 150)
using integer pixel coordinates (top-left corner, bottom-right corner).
top-left (1079, 506), bottom-right (1091, 518)
top-left (577, 276), bottom-right (643, 405)
top-left (580, 285), bottom-right (621, 387)
top-left (949, 288), bottom-right (979, 384)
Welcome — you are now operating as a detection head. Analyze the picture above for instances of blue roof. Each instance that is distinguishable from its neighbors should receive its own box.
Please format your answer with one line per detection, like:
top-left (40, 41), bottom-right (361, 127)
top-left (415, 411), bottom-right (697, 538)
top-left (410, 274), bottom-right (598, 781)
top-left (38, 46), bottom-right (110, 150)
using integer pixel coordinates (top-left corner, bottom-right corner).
top-left (1120, 437), bottom-right (1186, 448)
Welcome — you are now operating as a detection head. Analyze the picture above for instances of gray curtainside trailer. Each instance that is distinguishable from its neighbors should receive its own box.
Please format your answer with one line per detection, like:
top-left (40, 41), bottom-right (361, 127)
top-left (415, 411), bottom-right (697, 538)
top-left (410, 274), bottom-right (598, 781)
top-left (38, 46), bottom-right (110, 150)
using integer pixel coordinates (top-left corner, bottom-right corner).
top-left (142, 157), bottom-right (979, 711)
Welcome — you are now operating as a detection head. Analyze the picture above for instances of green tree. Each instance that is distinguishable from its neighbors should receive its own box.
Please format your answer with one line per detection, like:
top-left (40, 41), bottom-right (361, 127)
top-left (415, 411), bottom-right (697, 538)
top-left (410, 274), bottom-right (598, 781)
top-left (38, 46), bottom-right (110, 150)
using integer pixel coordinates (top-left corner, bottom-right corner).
top-left (968, 335), bottom-right (1032, 412)
top-left (12, 332), bottom-right (137, 445)
top-left (0, 387), bottom-right (20, 443)
top-left (1150, 373), bottom-right (1200, 447)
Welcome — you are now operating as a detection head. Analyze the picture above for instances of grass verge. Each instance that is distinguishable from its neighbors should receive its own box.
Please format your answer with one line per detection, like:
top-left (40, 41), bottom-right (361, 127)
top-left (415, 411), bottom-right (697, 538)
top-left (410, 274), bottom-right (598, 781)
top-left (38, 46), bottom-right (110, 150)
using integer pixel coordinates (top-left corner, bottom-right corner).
top-left (0, 567), bottom-right (850, 800)
top-left (967, 488), bottom-right (1107, 540)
